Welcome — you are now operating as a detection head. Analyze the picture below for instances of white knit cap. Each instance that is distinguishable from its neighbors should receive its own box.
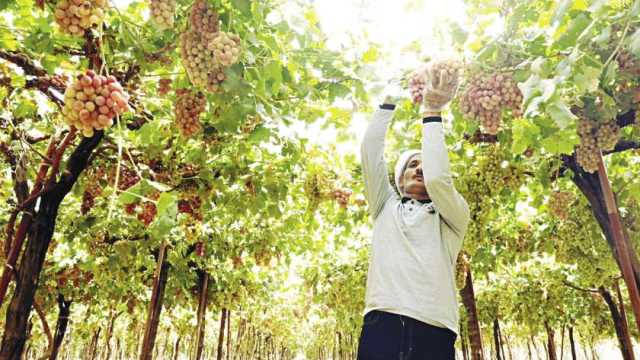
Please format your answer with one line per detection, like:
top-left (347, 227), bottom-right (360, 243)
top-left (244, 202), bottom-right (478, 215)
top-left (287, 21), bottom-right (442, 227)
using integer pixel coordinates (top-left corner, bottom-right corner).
top-left (394, 149), bottom-right (421, 196)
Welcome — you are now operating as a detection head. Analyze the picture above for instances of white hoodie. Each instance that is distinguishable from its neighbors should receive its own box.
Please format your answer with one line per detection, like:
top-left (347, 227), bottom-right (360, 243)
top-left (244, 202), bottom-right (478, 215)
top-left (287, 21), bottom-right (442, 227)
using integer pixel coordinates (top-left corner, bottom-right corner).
top-left (360, 105), bottom-right (470, 335)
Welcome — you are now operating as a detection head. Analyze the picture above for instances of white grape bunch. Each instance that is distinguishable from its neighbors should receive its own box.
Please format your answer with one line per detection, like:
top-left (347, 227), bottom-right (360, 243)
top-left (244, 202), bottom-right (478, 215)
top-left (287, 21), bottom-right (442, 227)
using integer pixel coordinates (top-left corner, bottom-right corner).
top-left (460, 72), bottom-right (523, 135)
top-left (54, 0), bottom-right (106, 37)
top-left (596, 120), bottom-right (621, 152)
top-left (175, 89), bottom-right (206, 137)
top-left (208, 32), bottom-right (242, 67)
top-left (149, 0), bottom-right (176, 29)
top-left (178, 0), bottom-right (242, 92)
top-left (63, 70), bottom-right (130, 137)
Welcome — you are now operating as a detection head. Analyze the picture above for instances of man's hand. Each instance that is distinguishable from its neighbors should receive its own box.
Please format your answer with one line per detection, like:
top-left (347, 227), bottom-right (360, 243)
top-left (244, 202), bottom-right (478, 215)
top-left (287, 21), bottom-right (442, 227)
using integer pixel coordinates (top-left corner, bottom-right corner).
top-left (422, 59), bottom-right (461, 113)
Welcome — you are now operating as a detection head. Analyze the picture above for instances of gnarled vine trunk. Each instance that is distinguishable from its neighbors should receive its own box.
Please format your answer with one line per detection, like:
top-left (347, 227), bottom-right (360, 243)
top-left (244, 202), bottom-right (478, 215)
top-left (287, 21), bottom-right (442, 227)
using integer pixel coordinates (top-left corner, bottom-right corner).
top-left (599, 286), bottom-right (635, 360)
top-left (217, 309), bottom-right (227, 360)
top-left (0, 134), bottom-right (103, 360)
top-left (545, 322), bottom-right (557, 360)
top-left (194, 271), bottom-right (209, 360)
top-left (49, 294), bottom-right (72, 360)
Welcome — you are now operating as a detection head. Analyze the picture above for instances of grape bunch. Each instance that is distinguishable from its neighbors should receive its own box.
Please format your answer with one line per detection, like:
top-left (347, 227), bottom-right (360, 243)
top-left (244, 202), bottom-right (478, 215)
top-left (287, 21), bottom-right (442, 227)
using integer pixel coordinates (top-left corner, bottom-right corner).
top-left (195, 241), bottom-right (205, 257)
top-left (548, 191), bottom-right (573, 220)
top-left (157, 78), bottom-right (172, 96)
top-left (331, 188), bottom-right (352, 209)
top-left (408, 70), bottom-right (426, 104)
top-left (149, 0), bottom-right (175, 29)
top-left (208, 32), bottom-right (242, 67)
top-left (179, 0), bottom-right (242, 92)
top-left (175, 89), bottom-right (206, 137)
top-left (190, 0), bottom-right (219, 33)
top-left (428, 58), bottom-right (463, 81)
top-left (138, 201), bottom-right (157, 226)
top-left (575, 117), bottom-right (621, 173)
top-left (303, 172), bottom-right (333, 204)
top-left (79, 166), bottom-right (106, 215)
top-left (115, 167), bottom-right (140, 191)
top-left (62, 70), bottom-right (130, 137)
top-left (617, 50), bottom-right (640, 76)
top-left (178, 195), bottom-right (203, 220)
top-left (596, 120), bottom-right (621, 152)
top-left (54, 0), bottom-right (106, 36)
top-left (460, 72), bottom-right (523, 135)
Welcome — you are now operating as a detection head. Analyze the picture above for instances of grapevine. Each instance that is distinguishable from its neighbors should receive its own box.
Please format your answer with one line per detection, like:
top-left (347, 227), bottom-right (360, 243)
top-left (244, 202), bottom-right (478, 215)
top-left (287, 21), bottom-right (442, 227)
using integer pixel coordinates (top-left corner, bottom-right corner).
top-left (62, 70), bottom-right (131, 137)
top-left (460, 72), bottom-right (523, 135)
top-left (175, 89), bottom-right (206, 137)
top-left (54, 0), bottom-right (106, 37)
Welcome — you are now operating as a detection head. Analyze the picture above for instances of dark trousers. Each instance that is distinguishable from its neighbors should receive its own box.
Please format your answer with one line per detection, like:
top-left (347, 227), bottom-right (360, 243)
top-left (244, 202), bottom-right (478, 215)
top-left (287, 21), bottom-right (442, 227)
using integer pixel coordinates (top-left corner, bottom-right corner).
top-left (357, 310), bottom-right (457, 360)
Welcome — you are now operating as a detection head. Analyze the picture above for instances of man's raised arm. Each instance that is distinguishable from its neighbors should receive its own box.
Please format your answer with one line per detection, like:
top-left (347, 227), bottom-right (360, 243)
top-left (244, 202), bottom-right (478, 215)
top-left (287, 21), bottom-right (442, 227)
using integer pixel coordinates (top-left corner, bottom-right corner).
top-left (421, 117), bottom-right (470, 237)
top-left (360, 103), bottom-right (396, 220)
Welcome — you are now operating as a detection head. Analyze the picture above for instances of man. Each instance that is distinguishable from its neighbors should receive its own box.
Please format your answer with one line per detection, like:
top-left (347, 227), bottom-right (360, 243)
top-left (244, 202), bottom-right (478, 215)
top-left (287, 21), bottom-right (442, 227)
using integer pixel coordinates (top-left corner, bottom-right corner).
top-left (357, 63), bottom-right (470, 360)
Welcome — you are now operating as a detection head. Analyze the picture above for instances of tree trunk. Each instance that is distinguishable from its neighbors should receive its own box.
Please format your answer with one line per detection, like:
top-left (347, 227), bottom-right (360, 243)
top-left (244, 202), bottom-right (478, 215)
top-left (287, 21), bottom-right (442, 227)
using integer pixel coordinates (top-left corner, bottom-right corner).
top-left (226, 310), bottom-right (231, 360)
top-left (48, 294), bottom-right (71, 360)
top-left (194, 272), bottom-right (209, 360)
top-left (599, 286), bottom-right (635, 360)
top-left (102, 311), bottom-right (117, 360)
top-left (172, 337), bottom-right (180, 360)
top-left (89, 328), bottom-right (101, 360)
top-left (493, 319), bottom-right (502, 360)
top-left (139, 243), bottom-right (170, 360)
top-left (526, 339), bottom-right (532, 360)
top-left (560, 326), bottom-right (565, 360)
top-left (217, 309), bottom-right (227, 360)
top-left (459, 266), bottom-right (483, 360)
top-left (0, 134), bottom-right (102, 360)
top-left (545, 322), bottom-right (557, 360)
top-left (568, 327), bottom-right (577, 360)
top-left (460, 323), bottom-right (469, 360)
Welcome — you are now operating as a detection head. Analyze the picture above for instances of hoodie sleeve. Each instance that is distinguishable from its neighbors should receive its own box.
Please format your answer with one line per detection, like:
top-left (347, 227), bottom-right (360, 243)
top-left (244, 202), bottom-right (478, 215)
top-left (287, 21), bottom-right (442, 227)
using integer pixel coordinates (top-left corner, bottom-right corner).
top-left (361, 105), bottom-right (396, 220)
top-left (421, 117), bottom-right (470, 238)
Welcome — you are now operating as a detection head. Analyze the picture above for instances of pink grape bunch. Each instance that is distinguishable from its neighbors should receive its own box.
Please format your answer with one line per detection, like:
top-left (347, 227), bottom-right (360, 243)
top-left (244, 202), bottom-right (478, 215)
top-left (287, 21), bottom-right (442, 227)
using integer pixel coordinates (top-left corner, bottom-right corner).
top-left (54, 0), bottom-right (106, 37)
top-left (460, 72), bottom-right (523, 135)
top-left (62, 70), bottom-right (130, 137)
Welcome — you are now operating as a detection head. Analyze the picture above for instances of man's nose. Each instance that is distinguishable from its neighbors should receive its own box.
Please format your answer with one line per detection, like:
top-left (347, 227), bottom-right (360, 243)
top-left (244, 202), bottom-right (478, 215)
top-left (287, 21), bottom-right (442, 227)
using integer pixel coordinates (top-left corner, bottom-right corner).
top-left (416, 165), bottom-right (423, 175)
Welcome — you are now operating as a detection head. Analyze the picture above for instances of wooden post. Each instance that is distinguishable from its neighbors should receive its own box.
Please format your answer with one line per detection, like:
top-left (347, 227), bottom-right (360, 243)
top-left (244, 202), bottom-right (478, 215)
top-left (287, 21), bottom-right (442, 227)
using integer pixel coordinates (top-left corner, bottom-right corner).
top-left (597, 152), bottom-right (640, 333)
top-left (139, 243), bottom-right (170, 360)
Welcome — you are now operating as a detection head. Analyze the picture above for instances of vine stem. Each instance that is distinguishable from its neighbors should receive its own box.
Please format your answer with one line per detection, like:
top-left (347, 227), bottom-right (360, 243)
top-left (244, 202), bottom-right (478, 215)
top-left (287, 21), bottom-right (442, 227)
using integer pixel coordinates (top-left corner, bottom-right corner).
top-left (602, 4), bottom-right (635, 70)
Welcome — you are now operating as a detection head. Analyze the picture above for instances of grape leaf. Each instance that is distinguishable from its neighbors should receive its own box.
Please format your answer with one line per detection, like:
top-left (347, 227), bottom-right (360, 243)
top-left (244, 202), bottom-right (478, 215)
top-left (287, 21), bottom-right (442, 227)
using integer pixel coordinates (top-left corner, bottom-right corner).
top-left (573, 64), bottom-right (600, 94)
top-left (545, 98), bottom-right (576, 129)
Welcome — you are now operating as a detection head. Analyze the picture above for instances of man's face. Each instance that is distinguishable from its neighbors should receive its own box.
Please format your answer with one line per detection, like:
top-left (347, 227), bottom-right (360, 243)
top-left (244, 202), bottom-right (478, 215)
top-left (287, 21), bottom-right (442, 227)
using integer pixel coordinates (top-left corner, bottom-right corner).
top-left (400, 154), bottom-right (429, 199)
